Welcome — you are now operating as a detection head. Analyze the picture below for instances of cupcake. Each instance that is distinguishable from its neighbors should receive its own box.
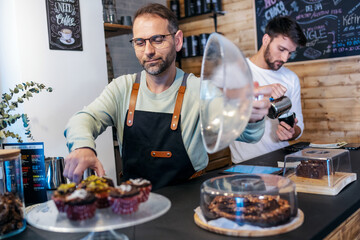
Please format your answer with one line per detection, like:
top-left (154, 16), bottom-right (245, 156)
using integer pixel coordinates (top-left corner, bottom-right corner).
top-left (85, 179), bottom-right (111, 209)
top-left (65, 189), bottom-right (96, 221)
top-left (126, 178), bottom-right (152, 203)
top-left (51, 183), bottom-right (76, 212)
top-left (78, 176), bottom-right (114, 208)
top-left (77, 175), bottom-right (100, 189)
top-left (102, 176), bottom-right (114, 187)
top-left (109, 184), bottom-right (140, 215)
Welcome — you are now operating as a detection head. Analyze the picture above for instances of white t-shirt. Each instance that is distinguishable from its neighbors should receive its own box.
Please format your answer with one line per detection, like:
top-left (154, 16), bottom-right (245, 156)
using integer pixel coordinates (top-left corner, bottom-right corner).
top-left (230, 59), bottom-right (304, 163)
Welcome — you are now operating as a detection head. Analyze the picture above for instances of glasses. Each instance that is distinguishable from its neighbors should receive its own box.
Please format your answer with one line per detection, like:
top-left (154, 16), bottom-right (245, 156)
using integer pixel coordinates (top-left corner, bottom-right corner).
top-left (130, 33), bottom-right (176, 50)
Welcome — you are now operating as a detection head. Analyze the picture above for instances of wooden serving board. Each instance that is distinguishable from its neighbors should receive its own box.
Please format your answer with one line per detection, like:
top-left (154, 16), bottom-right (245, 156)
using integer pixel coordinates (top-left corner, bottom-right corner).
top-left (288, 172), bottom-right (357, 195)
top-left (194, 209), bottom-right (304, 237)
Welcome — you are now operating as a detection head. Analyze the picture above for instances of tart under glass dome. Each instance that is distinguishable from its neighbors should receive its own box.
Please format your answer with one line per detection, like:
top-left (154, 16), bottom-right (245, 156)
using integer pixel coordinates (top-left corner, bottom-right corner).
top-left (200, 174), bottom-right (297, 227)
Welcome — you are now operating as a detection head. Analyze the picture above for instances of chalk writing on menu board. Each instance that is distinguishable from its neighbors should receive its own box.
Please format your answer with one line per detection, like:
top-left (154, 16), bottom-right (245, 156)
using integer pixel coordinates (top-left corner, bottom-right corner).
top-left (255, 0), bottom-right (360, 62)
top-left (46, 0), bottom-right (83, 51)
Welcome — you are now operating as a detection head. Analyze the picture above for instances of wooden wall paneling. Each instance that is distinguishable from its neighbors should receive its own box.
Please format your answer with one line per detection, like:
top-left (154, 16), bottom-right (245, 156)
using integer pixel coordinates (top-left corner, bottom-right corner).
top-left (303, 98), bottom-right (360, 109)
top-left (303, 107), bottom-right (360, 121)
top-left (301, 130), bottom-right (360, 143)
top-left (303, 73), bottom-right (360, 88)
top-left (179, 19), bottom-right (215, 36)
top-left (302, 86), bottom-right (360, 99)
top-left (286, 58), bottom-right (360, 78)
top-left (223, 0), bottom-right (253, 11)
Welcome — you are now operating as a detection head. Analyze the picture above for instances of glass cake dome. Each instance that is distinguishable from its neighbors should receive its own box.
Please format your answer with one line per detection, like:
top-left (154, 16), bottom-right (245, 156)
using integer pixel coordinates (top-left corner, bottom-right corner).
top-left (283, 148), bottom-right (356, 195)
top-left (199, 33), bottom-right (253, 154)
top-left (200, 174), bottom-right (297, 227)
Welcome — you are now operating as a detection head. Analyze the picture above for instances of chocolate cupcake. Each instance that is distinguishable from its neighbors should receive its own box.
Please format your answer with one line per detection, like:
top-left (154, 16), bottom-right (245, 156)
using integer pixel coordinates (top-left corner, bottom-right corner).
top-left (126, 178), bottom-right (152, 203)
top-left (51, 183), bottom-right (76, 212)
top-left (78, 175), bottom-right (114, 208)
top-left (109, 184), bottom-right (140, 215)
top-left (77, 175), bottom-right (99, 189)
top-left (85, 180), bottom-right (111, 209)
top-left (101, 176), bottom-right (114, 187)
top-left (65, 189), bottom-right (96, 221)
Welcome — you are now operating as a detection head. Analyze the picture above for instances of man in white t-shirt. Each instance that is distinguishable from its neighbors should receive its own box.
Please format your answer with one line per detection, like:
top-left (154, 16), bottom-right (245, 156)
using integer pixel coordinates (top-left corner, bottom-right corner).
top-left (230, 16), bottom-right (307, 163)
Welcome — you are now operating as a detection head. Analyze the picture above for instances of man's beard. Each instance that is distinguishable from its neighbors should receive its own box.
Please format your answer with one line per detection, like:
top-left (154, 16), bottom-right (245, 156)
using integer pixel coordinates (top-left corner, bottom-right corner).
top-left (141, 47), bottom-right (176, 76)
top-left (264, 44), bottom-right (284, 71)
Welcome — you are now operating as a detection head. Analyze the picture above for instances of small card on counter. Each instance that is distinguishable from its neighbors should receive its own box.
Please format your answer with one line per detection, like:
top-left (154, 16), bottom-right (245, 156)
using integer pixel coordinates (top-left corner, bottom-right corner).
top-left (309, 142), bottom-right (347, 149)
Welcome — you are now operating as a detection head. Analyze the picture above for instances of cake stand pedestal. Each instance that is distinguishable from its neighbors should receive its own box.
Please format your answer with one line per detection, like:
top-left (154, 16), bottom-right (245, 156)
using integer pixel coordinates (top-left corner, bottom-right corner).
top-left (80, 230), bottom-right (128, 240)
top-left (26, 193), bottom-right (171, 240)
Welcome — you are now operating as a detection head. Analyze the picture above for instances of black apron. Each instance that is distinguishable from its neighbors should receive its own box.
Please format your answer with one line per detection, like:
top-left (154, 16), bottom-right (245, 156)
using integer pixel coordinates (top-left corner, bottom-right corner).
top-left (121, 72), bottom-right (196, 190)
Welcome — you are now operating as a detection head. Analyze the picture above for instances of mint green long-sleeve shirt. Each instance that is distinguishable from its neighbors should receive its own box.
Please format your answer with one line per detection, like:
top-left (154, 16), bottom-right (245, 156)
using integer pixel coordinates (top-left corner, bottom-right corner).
top-left (64, 68), bottom-right (265, 172)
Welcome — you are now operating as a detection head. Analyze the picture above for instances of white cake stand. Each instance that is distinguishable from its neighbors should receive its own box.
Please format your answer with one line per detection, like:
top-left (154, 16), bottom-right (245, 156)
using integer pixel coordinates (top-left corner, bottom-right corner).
top-left (26, 193), bottom-right (171, 240)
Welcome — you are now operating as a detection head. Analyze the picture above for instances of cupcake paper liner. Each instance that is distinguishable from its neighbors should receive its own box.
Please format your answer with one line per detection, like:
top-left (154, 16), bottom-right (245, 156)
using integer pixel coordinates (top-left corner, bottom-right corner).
top-left (137, 185), bottom-right (151, 203)
top-left (109, 196), bottom-right (139, 215)
top-left (95, 192), bottom-right (110, 209)
top-left (66, 202), bottom-right (96, 221)
top-left (52, 197), bottom-right (67, 213)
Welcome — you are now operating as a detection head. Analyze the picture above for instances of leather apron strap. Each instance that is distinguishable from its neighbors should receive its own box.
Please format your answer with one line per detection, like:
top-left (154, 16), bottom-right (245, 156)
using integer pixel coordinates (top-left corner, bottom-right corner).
top-left (126, 73), bottom-right (141, 127)
top-left (171, 73), bottom-right (189, 130)
top-left (126, 72), bottom-right (190, 129)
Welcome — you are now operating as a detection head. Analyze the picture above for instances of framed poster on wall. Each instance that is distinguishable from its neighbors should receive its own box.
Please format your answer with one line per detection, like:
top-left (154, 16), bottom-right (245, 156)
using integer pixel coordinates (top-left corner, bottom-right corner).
top-left (254, 0), bottom-right (360, 63)
top-left (45, 0), bottom-right (83, 51)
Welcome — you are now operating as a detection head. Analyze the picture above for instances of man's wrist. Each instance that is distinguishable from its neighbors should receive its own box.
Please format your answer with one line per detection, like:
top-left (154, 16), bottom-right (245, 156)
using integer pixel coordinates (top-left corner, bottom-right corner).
top-left (75, 147), bottom-right (97, 156)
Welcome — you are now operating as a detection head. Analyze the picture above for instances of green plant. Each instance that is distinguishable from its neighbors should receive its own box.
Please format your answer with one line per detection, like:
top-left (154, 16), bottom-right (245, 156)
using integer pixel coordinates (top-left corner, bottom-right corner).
top-left (0, 82), bottom-right (53, 142)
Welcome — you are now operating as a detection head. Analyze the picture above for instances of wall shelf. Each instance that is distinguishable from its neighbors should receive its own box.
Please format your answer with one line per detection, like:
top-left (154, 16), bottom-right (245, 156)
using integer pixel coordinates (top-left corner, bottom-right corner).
top-left (178, 11), bottom-right (225, 32)
top-left (179, 12), bottom-right (214, 24)
top-left (104, 23), bottom-right (132, 38)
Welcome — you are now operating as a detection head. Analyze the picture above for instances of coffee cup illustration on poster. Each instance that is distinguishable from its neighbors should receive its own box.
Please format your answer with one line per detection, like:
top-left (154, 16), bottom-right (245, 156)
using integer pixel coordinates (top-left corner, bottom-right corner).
top-left (46, 0), bottom-right (83, 51)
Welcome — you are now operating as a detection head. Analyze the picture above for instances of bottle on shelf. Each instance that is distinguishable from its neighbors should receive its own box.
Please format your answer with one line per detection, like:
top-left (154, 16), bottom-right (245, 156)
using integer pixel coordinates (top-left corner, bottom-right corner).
top-left (211, 0), bottom-right (222, 12)
top-left (199, 33), bottom-right (210, 55)
top-left (195, 0), bottom-right (202, 15)
top-left (182, 37), bottom-right (190, 58)
top-left (181, 34), bottom-right (210, 58)
top-left (184, 0), bottom-right (196, 17)
top-left (201, 0), bottom-right (212, 14)
top-left (184, 0), bottom-right (222, 18)
top-left (188, 35), bottom-right (199, 57)
top-left (102, 0), bottom-right (117, 24)
top-left (170, 0), bottom-right (180, 19)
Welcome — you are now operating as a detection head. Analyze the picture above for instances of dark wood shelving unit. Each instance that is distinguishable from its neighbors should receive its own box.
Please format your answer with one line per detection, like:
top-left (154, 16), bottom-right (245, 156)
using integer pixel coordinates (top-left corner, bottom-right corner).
top-left (178, 11), bottom-right (225, 32)
top-left (104, 23), bottom-right (132, 38)
top-left (179, 12), bottom-right (214, 24)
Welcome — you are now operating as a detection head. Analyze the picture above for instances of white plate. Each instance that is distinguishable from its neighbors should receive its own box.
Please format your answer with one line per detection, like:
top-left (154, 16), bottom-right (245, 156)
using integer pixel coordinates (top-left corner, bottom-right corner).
top-left (60, 37), bottom-right (75, 45)
top-left (26, 193), bottom-right (171, 233)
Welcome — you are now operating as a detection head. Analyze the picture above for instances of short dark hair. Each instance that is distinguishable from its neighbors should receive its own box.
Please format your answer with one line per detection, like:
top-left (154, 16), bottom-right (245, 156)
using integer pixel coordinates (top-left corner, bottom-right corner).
top-left (133, 3), bottom-right (179, 34)
top-left (265, 16), bottom-right (307, 47)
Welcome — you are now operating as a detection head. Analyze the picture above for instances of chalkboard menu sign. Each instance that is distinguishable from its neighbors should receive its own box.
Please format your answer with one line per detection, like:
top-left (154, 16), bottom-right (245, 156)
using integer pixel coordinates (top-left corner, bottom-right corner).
top-left (46, 0), bottom-right (83, 51)
top-left (255, 0), bottom-right (360, 62)
top-left (3, 142), bottom-right (47, 205)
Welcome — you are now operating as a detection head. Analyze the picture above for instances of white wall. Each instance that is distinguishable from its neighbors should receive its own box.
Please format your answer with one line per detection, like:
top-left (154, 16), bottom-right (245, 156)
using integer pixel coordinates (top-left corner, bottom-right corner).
top-left (0, 0), bottom-right (116, 181)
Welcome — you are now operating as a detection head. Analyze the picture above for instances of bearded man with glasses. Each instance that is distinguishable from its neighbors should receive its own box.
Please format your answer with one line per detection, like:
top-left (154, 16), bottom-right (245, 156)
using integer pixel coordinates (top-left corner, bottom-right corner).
top-left (63, 3), bottom-right (272, 190)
